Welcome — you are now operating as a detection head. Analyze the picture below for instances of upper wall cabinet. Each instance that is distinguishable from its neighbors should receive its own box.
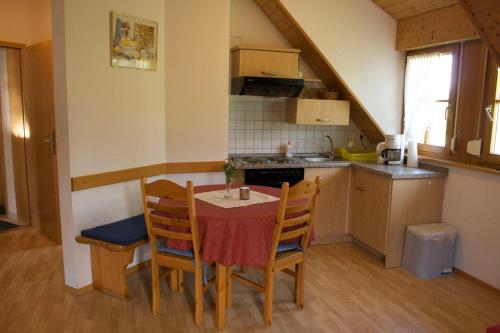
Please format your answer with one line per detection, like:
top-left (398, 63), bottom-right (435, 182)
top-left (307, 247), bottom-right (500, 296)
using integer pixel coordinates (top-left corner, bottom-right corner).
top-left (285, 98), bottom-right (350, 126)
top-left (231, 45), bottom-right (300, 79)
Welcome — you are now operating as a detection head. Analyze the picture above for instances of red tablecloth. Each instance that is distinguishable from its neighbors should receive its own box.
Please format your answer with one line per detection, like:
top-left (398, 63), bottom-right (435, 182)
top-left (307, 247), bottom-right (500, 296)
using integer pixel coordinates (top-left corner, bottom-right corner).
top-left (161, 185), bottom-right (291, 267)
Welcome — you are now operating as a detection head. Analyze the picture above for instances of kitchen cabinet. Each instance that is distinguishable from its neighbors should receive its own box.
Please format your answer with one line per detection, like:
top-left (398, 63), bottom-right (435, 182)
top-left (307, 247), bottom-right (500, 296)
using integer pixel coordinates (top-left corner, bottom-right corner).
top-left (231, 45), bottom-right (300, 79)
top-left (349, 168), bottom-right (444, 268)
top-left (305, 168), bottom-right (351, 245)
top-left (285, 98), bottom-right (350, 126)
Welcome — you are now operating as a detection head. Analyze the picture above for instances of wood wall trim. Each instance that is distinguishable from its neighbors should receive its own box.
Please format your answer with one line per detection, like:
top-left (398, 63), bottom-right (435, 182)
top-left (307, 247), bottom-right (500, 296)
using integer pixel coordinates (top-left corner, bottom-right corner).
top-left (254, 0), bottom-right (385, 143)
top-left (396, 4), bottom-right (479, 51)
top-left (453, 267), bottom-right (500, 297)
top-left (71, 161), bottom-right (225, 191)
top-left (0, 41), bottom-right (25, 49)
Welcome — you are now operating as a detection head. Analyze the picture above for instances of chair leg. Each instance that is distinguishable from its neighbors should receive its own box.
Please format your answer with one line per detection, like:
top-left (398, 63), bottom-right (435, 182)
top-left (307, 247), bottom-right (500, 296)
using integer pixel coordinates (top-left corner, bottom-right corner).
top-left (295, 262), bottom-right (305, 309)
top-left (226, 266), bottom-right (232, 308)
top-left (194, 264), bottom-right (203, 326)
top-left (169, 269), bottom-right (178, 291)
top-left (151, 261), bottom-right (160, 315)
top-left (263, 271), bottom-right (274, 326)
top-left (178, 269), bottom-right (184, 294)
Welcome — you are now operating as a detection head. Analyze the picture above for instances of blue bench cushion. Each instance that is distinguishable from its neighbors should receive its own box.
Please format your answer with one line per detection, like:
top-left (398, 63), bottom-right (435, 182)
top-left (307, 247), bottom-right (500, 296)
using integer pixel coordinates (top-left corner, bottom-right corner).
top-left (277, 242), bottom-right (301, 253)
top-left (80, 214), bottom-right (147, 246)
top-left (157, 238), bottom-right (194, 257)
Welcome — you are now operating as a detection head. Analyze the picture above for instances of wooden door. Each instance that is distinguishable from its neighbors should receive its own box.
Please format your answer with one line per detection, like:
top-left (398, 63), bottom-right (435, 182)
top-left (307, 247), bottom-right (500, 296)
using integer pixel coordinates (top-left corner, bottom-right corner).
top-left (305, 168), bottom-right (350, 244)
top-left (21, 41), bottom-right (60, 244)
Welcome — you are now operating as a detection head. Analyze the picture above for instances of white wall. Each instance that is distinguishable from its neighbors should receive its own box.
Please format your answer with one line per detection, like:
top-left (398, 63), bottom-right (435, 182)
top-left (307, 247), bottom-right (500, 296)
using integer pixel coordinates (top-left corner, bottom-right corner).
top-left (53, 0), bottom-right (167, 287)
top-left (53, 0), bottom-right (230, 288)
top-left (280, 0), bottom-right (405, 135)
top-left (441, 167), bottom-right (500, 289)
top-left (165, 0), bottom-right (230, 162)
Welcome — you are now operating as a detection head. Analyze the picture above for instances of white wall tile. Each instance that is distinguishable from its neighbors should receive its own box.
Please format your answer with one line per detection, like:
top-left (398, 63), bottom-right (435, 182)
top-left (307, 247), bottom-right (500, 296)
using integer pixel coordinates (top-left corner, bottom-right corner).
top-left (228, 99), bottom-right (369, 155)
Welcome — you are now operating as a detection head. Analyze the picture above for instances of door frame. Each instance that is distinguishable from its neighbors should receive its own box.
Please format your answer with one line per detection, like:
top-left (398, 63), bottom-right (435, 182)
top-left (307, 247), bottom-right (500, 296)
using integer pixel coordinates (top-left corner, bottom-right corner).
top-left (0, 40), bottom-right (62, 243)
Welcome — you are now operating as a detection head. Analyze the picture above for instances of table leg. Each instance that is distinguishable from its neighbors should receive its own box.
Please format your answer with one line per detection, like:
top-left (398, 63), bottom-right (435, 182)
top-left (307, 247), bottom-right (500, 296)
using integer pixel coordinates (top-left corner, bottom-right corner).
top-left (216, 263), bottom-right (227, 329)
top-left (226, 265), bottom-right (232, 308)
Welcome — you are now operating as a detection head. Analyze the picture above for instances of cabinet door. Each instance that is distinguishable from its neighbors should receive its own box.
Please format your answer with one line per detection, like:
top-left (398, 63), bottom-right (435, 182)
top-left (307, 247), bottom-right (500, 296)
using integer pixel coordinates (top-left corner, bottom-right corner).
top-left (385, 178), bottom-right (444, 268)
top-left (305, 168), bottom-right (350, 244)
top-left (350, 169), bottom-right (391, 254)
top-left (286, 99), bottom-right (350, 126)
top-left (232, 49), bottom-right (299, 78)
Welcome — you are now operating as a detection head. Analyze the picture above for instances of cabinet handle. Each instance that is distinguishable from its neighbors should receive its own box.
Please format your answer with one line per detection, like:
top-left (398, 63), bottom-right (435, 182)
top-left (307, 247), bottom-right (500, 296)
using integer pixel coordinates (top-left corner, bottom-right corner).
top-left (261, 71), bottom-right (277, 76)
top-left (316, 118), bottom-right (330, 122)
top-left (355, 186), bottom-right (365, 192)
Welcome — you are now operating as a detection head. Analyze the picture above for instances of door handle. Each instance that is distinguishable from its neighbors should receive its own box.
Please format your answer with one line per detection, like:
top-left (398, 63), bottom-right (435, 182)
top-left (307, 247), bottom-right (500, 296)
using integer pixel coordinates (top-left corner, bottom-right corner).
top-left (261, 71), bottom-right (277, 76)
top-left (485, 105), bottom-right (494, 122)
top-left (43, 131), bottom-right (57, 155)
top-left (316, 118), bottom-right (330, 122)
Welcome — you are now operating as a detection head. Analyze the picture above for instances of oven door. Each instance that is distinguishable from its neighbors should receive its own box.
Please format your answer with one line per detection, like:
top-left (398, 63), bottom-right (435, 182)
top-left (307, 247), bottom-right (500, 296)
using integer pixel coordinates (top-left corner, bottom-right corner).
top-left (244, 168), bottom-right (304, 188)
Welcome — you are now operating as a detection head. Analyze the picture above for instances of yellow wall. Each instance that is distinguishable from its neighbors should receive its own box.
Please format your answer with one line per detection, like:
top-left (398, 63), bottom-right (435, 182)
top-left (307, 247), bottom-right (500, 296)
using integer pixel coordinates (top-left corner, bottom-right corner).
top-left (0, 0), bottom-right (51, 45)
top-left (165, 0), bottom-right (230, 162)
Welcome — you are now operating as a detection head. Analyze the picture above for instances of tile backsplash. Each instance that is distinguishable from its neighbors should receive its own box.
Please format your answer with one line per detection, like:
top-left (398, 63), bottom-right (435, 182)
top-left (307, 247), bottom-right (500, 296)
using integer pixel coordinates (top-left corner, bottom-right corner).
top-left (228, 97), bottom-right (369, 154)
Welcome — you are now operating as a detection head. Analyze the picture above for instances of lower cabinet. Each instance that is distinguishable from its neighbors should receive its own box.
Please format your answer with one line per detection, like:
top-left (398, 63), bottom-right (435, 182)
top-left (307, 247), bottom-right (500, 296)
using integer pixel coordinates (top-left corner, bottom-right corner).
top-left (349, 168), bottom-right (444, 268)
top-left (305, 168), bottom-right (351, 244)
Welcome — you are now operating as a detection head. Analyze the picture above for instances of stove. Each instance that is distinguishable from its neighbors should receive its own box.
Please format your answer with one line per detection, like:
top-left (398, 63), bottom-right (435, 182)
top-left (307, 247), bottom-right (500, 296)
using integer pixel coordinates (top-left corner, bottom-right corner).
top-left (233, 156), bottom-right (302, 165)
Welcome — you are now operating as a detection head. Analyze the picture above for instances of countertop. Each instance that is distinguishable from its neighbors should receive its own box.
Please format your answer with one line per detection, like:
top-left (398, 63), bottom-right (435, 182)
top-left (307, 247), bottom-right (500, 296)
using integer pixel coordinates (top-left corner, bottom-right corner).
top-left (231, 155), bottom-right (447, 179)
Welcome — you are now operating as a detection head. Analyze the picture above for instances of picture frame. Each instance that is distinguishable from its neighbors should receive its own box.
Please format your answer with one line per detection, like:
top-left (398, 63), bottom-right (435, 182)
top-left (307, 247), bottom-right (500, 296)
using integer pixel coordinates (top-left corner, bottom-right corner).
top-left (110, 11), bottom-right (158, 71)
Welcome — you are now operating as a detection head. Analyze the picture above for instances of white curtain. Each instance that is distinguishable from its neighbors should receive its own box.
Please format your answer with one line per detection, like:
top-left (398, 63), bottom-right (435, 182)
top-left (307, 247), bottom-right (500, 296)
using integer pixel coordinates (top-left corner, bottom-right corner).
top-left (404, 52), bottom-right (450, 145)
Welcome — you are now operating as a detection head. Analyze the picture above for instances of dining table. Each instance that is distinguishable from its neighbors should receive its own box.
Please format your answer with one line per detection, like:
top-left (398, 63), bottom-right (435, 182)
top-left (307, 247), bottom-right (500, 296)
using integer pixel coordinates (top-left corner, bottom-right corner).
top-left (164, 184), bottom-right (284, 329)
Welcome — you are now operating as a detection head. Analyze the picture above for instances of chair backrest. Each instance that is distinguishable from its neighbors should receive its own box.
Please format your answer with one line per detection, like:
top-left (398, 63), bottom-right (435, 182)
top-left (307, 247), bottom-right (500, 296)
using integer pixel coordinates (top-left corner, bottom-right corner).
top-left (267, 177), bottom-right (321, 265)
top-left (140, 178), bottom-right (200, 261)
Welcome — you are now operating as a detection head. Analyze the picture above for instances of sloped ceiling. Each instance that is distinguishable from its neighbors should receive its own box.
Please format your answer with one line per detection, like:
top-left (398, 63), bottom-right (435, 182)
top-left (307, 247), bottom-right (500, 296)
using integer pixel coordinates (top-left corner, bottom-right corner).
top-left (372, 0), bottom-right (458, 19)
top-left (459, 0), bottom-right (500, 65)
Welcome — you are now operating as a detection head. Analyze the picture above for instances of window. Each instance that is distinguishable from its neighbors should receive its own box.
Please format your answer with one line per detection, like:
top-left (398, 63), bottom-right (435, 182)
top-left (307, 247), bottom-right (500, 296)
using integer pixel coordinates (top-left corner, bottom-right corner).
top-left (488, 67), bottom-right (500, 155)
top-left (483, 59), bottom-right (500, 164)
top-left (404, 46), bottom-right (459, 152)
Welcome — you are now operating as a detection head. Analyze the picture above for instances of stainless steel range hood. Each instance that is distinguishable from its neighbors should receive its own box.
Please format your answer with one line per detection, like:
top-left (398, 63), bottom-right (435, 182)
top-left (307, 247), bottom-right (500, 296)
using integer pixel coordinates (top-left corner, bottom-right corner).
top-left (231, 76), bottom-right (304, 98)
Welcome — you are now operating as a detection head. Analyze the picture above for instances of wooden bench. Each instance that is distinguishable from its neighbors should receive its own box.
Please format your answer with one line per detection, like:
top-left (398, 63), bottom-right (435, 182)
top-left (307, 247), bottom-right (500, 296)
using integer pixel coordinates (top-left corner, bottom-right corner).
top-left (75, 214), bottom-right (148, 300)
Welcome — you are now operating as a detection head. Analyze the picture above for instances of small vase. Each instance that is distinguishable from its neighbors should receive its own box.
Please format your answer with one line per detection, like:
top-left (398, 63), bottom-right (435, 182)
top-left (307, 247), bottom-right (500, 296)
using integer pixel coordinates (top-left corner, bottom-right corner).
top-left (224, 178), bottom-right (233, 199)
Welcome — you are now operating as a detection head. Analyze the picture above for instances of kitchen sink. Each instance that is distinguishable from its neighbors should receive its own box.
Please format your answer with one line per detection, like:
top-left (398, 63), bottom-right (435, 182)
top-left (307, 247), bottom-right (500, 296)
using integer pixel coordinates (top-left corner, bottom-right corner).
top-left (303, 157), bottom-right (336, 162)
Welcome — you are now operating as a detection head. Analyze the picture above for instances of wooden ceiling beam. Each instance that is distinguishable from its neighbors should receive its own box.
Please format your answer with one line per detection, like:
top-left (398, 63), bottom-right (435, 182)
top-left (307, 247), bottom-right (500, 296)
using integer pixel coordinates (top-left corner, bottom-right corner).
top-left (458, 0), bottom-right (500, 65)
top-left (254, 0), bottom-right (385, 143)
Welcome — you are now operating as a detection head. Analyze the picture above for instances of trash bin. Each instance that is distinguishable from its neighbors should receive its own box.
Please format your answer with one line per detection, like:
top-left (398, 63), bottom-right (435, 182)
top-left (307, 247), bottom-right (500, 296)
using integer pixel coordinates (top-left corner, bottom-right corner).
top-left (402, 223), bottom-right (458, 279)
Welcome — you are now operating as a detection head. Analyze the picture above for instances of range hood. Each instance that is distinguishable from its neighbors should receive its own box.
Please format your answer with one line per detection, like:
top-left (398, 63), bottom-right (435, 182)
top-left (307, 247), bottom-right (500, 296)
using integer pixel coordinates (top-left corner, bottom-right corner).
top-left (231, 76), bottom-right (304, 98)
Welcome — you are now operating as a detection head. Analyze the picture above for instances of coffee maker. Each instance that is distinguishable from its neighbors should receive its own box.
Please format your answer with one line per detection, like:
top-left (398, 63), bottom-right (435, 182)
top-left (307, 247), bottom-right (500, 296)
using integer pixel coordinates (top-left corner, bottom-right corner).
top-left (376, 134), bottom-right (405, 165)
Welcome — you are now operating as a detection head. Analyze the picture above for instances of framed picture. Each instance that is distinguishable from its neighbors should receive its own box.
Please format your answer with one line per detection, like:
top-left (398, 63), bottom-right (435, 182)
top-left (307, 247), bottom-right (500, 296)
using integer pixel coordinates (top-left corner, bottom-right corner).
top-left (110, 11), bottom-right (158, 71)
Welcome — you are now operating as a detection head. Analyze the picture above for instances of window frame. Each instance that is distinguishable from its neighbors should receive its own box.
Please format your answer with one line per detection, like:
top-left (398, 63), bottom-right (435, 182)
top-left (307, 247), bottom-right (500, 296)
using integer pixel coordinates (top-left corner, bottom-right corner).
top-left (405, 44), bottom-right (461, 156)
top-left (481, 54), bottom-right (500, 165)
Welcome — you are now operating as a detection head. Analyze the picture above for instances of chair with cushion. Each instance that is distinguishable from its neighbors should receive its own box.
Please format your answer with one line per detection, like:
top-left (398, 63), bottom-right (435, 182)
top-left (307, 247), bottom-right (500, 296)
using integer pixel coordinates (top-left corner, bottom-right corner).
top-left (140, 177), bottom-right (212, 326)
top-left (231, 177), bottom-right (321, 326)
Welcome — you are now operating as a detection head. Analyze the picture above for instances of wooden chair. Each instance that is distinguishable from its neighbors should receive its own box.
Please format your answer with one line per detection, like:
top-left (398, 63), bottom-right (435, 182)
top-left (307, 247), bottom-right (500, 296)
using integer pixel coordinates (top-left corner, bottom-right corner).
top-left (231, 177), bottom-right (321, 326)
top-left (140, 178), bottom-right (213, 326)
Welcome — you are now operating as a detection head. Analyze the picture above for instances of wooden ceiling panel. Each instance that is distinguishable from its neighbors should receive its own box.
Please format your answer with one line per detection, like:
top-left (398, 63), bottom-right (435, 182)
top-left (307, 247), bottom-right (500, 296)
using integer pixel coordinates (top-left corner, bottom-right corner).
top-left (373, 0), bottom-right (458, 19)
top-left (459, 0), bottom-right (500, 65)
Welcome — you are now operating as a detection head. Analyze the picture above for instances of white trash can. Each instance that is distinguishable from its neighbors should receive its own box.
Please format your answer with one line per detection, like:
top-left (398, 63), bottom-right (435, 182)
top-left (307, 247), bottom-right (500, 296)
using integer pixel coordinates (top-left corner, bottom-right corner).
top-left (402, 223), bottom-right (458, 279)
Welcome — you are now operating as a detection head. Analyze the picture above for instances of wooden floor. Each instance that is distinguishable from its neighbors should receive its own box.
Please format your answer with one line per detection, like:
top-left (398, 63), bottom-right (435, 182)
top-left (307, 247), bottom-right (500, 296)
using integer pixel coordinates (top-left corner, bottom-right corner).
top-left (0, 227), bottom-right (499, 333)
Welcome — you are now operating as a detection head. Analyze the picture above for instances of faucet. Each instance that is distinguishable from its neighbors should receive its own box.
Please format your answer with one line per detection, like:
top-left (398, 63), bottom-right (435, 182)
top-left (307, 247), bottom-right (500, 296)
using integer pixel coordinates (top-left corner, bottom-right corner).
top-left (323, 135), bottom-right (336, 159)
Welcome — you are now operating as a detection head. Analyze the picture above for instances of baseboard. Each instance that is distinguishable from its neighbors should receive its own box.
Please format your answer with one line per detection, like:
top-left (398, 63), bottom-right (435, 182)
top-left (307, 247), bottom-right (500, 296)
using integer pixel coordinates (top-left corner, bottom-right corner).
top-left (311, 234), bottom-right (353, 245)
top-left (127, 259), bottom-right (151, 274)
top-left (352, 238), bottom-right (385, 260)
top-left (453, 267), bottom-right (500, 297)
top-left (65, 283), bottom-right (94, 296)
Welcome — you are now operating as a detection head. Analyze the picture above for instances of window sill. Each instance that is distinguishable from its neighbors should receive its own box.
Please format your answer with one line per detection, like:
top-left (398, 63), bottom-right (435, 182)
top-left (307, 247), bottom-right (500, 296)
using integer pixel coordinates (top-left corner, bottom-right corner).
top-left (419, 156), bottom-right (500, 177)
